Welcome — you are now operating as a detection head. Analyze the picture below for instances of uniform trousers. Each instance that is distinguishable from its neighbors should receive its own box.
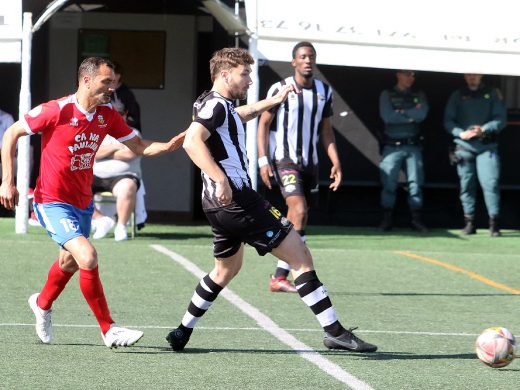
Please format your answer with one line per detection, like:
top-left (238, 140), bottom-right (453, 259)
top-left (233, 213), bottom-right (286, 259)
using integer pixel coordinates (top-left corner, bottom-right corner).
top-left (454, 146), bottom-right (500, 216)
top-left (379, 144), bottom-right (424, 210)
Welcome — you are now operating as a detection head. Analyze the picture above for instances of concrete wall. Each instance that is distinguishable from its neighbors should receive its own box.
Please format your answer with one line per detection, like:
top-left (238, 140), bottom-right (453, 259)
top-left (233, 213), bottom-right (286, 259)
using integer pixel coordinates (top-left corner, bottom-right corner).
top-left (48, 12), bottom-right (196, 216)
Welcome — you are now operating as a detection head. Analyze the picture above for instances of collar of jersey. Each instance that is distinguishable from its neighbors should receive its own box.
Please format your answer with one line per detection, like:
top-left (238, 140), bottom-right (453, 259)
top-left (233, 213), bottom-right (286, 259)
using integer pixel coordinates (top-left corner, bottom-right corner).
top-left (292, 76), bottom-right (314, 90)
top-left (72, 94), bottom-right (96, 122)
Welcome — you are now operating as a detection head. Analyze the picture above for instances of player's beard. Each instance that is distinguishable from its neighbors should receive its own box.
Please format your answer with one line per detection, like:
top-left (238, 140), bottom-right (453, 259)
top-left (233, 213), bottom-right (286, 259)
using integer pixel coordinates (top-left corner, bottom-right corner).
top-left (229, 82), bottom-right (248, 100)
top-left (97, 92), bottom-right (111, 104)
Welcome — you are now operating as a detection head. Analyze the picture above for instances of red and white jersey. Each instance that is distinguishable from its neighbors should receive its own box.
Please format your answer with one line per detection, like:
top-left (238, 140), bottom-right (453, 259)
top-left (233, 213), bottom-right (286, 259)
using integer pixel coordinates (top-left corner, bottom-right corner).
top-left (22, 94), bottom-right (136, 209)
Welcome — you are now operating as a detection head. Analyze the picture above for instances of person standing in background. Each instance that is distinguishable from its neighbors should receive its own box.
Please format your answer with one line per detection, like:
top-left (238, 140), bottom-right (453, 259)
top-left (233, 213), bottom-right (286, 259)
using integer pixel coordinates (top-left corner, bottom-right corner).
top-left (444, 74), bottom-right (507, 237)
top-left (378, 70), bottom-right (429, 232)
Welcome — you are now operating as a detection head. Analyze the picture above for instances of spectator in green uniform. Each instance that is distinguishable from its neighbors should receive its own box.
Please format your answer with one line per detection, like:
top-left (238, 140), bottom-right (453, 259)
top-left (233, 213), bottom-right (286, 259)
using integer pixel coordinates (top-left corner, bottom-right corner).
top-left (378, 70), bottom-right (429, 232)
top-left (444, 74), bottom-right (507, 237)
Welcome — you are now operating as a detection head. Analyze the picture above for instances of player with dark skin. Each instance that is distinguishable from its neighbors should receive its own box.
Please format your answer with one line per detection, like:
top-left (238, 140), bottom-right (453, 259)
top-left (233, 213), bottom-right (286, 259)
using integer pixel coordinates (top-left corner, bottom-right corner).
top-left (258, 42), bottom-right (341, 292)
top-left (258, 44), bottom-right (341, 233)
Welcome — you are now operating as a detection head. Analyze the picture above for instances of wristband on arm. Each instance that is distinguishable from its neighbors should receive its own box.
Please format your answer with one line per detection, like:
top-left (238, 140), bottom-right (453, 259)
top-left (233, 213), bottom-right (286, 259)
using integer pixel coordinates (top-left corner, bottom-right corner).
top-left (258, 156), bottom-right (269, 167)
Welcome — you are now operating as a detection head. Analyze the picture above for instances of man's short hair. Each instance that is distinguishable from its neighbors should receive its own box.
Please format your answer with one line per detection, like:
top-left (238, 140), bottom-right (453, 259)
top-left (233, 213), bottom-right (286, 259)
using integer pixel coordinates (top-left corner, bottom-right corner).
top-left (209, 48), bottom-right (254, 82)
top-left (292, 41), bottom-right (316, 59)
top-left (77, 57), bottom-right (114, 83)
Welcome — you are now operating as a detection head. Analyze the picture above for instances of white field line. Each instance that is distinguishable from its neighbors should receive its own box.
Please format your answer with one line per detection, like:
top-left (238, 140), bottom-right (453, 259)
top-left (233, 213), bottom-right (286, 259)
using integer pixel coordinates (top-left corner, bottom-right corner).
top-left (0, 323), bottom-right (482, 337)
top-left (150, 244), bottom-right (374, 390)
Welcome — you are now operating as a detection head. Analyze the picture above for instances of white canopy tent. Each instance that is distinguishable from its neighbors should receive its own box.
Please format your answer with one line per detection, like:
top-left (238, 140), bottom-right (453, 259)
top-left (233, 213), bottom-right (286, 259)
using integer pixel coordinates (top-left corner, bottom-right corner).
top-left (244, 0), bottom-right (520, 76)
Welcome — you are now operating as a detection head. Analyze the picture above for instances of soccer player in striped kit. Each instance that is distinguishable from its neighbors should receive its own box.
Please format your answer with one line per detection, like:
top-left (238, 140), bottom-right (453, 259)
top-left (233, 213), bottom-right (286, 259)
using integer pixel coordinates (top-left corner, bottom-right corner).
top-left (166, 48), bottom-right (376, 353)
top-left (257, 42), bottom-right (342, 293)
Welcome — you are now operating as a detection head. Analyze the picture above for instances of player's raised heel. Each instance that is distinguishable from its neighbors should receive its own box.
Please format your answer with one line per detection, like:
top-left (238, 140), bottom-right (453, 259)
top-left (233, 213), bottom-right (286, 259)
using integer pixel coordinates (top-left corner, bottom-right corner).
top-left (323, 327), bottom-right (377, 352)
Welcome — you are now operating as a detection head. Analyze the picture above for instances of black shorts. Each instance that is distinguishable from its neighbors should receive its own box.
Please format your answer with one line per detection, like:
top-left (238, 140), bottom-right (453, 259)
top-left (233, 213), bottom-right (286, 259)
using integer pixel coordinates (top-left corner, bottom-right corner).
top-left (92, 174), bottom-right (141, 194)
top-left (203, 187), bottom-right (293, 258)
top-left (273, 160), bottom-right (319, 199)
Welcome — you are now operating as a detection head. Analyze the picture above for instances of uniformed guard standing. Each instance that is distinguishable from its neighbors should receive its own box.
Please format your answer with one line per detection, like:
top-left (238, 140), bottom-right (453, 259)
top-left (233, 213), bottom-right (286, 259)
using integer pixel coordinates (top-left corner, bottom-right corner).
top-left (378, 70), bottom-right (429, 232)
top-left (444, 74), bottom-right (507, 237)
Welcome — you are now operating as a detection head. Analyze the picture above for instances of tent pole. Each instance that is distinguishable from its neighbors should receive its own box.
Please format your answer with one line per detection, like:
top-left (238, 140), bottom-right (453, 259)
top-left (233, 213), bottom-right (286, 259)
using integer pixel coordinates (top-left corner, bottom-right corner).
top-left (246, 35), bottom-right (259, 190)
top-left (15, 12), bottom-right (32, 233)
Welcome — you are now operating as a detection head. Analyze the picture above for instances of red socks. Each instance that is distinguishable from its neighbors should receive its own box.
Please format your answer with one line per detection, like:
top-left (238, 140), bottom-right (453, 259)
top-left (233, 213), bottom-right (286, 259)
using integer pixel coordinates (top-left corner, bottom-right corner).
top-left (79, 267), bottom-right (114, 335)
top-left (38, 260), bottom-right (74, 310)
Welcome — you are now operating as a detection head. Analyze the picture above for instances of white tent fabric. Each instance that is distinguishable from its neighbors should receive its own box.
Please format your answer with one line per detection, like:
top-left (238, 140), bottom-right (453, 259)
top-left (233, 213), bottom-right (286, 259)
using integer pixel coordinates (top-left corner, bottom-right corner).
top-left (245, 0), bottom-right (520, 76)
top-left (0, 1), bottom-right (22, 62)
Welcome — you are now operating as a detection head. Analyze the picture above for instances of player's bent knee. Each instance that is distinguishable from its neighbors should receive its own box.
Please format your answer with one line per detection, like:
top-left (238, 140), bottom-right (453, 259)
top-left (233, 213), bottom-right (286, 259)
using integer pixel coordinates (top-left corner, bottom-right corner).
top-left (59, 252), bottom-right (79, 272)
top-left (74, 247), bottom-right (98, 270)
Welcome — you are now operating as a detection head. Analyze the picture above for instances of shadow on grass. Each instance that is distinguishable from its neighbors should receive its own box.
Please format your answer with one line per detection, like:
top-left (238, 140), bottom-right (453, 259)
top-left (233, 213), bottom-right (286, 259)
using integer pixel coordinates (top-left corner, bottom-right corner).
top-left (116, 345), bottom-right (324, 355)
top-left (135, 232), bottom-right (213, 240)
top-left (308, 226), bottom-right (520, 239)
top-left (117, 347), bottom-right (489, 364)
top-left (357, 351), bottom-right (476, 360)
top-left (329, 291), bottom-right (517, 297)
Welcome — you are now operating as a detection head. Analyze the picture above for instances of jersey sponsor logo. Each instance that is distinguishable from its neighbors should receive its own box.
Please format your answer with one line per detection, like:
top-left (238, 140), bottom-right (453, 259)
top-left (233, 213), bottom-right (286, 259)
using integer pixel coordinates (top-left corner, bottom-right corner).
top-left (285, 184), bottom-right (296, 193)
top-left (267, 229), bottom-right (282, 246)
top-left (266, 230), bottom-right (274, 238)
top-left (280, 216), bottom-right (290, 227)
top-left (317, 93), bottom-right (326, 101)
top-left (97, 114), bottom-right (107, 128)
top-left (28, 105), bottom-right (43, 118)
top-left (68, 132), bottom-right (100, 154)
top-left (70, 117), bottom-right (79, 127)
top-left (70, 152), bottom-right (94, 171)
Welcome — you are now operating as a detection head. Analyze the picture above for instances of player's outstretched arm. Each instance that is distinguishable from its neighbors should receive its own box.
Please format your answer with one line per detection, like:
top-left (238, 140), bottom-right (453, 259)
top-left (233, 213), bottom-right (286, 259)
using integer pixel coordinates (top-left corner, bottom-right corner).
top-left (123, 130), bottom-right (186, 157)
top-left (236, 84), bottom-right (299, 122)
top-left (0, 121), bottom-right (28, 209)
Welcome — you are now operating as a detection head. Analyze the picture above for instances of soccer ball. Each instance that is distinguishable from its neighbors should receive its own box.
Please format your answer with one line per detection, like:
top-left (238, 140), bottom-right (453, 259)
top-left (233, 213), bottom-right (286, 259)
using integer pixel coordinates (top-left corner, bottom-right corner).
top-left (476, 327), bottom-right (517, 368)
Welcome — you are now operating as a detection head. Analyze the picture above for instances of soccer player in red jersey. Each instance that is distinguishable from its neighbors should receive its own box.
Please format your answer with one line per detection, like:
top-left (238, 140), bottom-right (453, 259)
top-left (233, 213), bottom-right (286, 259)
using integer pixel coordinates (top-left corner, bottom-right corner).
top-left (0, 57), bottom-right (185, 348)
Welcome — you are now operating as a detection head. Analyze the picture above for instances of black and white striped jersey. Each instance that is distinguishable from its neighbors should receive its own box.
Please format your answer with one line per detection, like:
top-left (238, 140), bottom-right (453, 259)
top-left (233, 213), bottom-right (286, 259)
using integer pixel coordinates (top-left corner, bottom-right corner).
top-left (266, 77), bottom-right (333, 168)
top-left (193, 90), bottom-right (251, 209)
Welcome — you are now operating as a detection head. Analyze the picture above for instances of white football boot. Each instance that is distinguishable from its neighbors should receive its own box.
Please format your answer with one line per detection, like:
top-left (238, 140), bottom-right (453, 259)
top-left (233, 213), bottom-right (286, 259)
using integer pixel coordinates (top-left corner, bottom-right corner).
top-left (28, 293), bottom-right (53, 344)
top-left (102, 325), bottom-right (143, 348)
